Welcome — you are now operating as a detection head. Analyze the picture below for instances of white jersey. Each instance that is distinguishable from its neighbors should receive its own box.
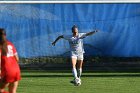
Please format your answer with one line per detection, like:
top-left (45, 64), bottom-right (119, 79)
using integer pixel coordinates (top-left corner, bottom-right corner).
top-left (63, 33), bottom-right (87, 54)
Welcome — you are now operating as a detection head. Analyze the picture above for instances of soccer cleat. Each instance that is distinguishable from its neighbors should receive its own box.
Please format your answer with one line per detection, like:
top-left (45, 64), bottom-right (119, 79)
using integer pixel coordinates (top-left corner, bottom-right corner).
top-left (75, 78), bottom-right (79, 83)
top-left (75, 78), bottom-right (81, 86)
top-left (70, 78), bottom-right (78, 84)
top-left (70, 78), bottom-right (82, 86)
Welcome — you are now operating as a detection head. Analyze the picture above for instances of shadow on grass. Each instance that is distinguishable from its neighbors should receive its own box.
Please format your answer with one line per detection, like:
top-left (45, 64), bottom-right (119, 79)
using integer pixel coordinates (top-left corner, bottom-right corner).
top-left (22, 74), bottom-right (140, 78)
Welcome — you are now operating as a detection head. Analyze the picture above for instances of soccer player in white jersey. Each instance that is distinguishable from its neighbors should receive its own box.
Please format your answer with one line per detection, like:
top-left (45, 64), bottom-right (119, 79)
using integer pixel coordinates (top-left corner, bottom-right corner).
top-left (52, 25), bottom-right (98, 86)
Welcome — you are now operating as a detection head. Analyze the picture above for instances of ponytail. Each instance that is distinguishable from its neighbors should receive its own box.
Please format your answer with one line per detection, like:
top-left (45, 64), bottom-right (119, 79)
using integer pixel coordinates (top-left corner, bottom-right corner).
top-left (0, 28), bottom-right (7, 56)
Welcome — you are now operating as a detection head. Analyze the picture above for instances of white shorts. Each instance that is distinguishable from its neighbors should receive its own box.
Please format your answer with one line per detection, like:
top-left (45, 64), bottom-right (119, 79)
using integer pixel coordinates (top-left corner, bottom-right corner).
top-left (71, 53), bottom-right (84, 60)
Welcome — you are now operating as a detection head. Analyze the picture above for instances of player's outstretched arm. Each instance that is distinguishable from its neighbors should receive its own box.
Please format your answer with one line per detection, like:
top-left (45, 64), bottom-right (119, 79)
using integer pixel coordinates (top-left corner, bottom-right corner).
top-left (86, 30), bottom-right (99, 36)
top-left (52, 35), bottom-right (63, 46)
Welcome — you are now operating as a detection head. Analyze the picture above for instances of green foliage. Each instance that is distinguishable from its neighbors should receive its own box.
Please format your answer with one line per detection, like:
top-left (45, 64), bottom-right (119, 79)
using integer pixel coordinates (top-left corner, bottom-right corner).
top-left (20, 57), bottom-right (140, 64)
top-left (19, 57), bottom-right (140, 71)
top-left (20, 57), bottom-right (70, 64)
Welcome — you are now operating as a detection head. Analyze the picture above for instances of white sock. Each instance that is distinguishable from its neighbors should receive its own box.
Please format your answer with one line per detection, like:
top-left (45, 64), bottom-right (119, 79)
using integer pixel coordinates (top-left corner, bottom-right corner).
top-left (72, 68), bottom-right (78, 79)
top-left (77, 68), bottom-right (82, 78)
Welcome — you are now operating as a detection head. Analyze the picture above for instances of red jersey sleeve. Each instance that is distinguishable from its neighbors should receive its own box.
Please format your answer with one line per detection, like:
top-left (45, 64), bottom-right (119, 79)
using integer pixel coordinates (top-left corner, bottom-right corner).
top-left (12, 44), bottom-right (17, 55)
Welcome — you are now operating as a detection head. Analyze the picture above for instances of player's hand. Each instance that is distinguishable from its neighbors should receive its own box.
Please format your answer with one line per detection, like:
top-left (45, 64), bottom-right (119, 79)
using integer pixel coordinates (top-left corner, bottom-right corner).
top-left (95, 29), bottom-right (99, 32)
top-left (52, 42), bottom-right (56, 46)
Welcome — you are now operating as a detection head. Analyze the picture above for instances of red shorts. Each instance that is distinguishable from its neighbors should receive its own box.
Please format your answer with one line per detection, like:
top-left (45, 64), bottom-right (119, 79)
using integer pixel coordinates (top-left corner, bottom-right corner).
top-left (3, 72), bottom-right (21, 83)
top-left (1, 68), bottom-right (21, 83)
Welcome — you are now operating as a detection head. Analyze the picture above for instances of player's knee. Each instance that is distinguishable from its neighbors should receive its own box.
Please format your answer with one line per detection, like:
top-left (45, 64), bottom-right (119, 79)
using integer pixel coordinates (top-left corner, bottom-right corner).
top-left (72, 63), bottom-right (76, 68)
top-left (77, 63), bottom-right (83, 69)
top-left (77, 66), bottom-right (82, 69)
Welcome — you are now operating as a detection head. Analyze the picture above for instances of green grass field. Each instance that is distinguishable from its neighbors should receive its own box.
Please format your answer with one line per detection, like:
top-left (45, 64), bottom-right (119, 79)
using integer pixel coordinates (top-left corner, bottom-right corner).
top-left (17, 71), bottom-right (140, 93)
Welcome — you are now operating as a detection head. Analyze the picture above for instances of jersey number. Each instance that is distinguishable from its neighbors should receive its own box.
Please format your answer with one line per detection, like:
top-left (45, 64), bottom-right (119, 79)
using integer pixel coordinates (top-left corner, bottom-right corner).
top-left (7, 45), bottom-right (14, 57)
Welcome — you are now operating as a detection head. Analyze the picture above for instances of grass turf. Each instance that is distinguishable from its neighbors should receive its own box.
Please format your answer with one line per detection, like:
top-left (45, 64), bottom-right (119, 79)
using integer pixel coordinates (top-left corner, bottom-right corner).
top-left (17, 71), bottom-right (140, 93)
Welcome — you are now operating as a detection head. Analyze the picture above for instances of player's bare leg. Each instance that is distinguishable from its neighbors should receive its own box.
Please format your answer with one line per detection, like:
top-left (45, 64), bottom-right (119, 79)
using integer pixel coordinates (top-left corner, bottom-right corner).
top-left (77, 60), bottom-right (83, 86)
top-left (77, 60), bottom-right (83, 78)
top-left (70, 58), bottom-right (81, 86)
top-left (8, 81), bottom-right (19, 93)
top-left (71, 58), bottom-right (78, 79)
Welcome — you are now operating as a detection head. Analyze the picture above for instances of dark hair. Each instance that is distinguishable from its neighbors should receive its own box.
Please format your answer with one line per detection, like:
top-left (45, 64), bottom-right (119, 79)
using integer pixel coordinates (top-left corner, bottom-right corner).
top-left (0, 28), bottom-right (7, 56)
top-left (71, 25), bottom-right (78, 32)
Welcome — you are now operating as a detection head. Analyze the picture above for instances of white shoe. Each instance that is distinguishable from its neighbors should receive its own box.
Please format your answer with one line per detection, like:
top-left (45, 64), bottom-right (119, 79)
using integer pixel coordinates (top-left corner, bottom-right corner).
top-left (75, 78), bottom-right (79, 83)
top-left (75, 78), bottom-right (81, 86)
top-left (70, 78), bottom-right (78, 84)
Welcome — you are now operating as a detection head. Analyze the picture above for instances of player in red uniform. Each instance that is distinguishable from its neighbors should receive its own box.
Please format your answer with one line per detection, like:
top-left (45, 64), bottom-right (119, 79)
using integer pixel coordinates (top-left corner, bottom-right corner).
top-left (0, 28), bottom-right (21, 93)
